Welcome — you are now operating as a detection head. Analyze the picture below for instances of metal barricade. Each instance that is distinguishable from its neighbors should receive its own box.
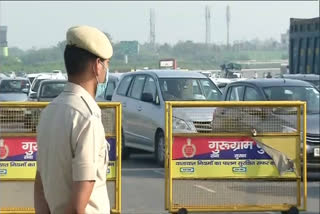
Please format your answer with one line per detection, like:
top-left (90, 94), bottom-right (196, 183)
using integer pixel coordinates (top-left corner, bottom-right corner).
top-left (165, 101), bottom-right (307, 213)
top-left (0, 102), bottom-right (122, 214)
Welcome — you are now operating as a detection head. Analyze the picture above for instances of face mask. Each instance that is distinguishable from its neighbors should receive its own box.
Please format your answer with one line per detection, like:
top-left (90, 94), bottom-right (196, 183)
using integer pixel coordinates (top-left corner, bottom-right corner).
top-left (95, 62), bottom-right (109, 97)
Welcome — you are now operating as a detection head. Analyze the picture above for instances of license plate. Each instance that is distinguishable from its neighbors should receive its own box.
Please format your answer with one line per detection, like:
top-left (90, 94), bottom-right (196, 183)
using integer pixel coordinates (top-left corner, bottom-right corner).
top-left (314, 148), bottom-right (320, 157)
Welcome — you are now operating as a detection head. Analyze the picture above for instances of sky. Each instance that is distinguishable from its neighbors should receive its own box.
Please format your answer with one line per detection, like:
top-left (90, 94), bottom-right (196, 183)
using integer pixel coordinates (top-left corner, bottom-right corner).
top-left (0, 1), bottom-right (319, 50)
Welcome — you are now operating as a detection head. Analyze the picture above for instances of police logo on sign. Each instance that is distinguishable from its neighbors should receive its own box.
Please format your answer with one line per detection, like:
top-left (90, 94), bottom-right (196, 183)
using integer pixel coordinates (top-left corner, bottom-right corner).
top-left (0, 139), bottom-right (9, 160)
top-left (182, 138), bottom-right (196, 158)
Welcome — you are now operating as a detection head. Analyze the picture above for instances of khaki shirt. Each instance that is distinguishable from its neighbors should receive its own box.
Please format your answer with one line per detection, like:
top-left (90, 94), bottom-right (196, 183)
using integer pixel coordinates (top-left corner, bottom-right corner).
top-left (37, 82), bottom-right (109, 214)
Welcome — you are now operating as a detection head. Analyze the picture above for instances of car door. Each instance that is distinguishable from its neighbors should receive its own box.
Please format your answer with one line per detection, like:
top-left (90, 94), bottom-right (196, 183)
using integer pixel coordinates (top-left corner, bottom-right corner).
top-left (137, 75), bottom-right (161, 151)
top-left (112, 75), bottom-right (134, 143)
top-left (242, 86), bottom-right (269, 130)
top-left (125, 75), bottom-right (148, 148)
top-left (225, 85), bottom-right (245, 101)
top-left (243, 86), bottom-right (264, 101)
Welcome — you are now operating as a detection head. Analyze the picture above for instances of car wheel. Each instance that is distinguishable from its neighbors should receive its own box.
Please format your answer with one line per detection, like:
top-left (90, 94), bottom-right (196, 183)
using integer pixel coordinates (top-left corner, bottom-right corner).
top-left (281, 206), bottom-right (299, 214)
top-left (121, 131), bottom-right (130, 160)
top-left (155, 131), bottom-right (165, 167)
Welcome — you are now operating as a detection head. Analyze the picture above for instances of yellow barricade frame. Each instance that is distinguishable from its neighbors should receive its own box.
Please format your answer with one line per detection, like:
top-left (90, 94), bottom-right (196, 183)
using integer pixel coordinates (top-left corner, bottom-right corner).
top-left (0, 102), bottom-right (122, 214)
top-left (165, 101), bottom-right (307, 213)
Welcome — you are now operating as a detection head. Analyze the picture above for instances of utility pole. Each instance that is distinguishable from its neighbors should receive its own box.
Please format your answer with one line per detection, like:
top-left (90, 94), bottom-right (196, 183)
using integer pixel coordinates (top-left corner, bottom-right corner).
top-left (205, 6), bottom-right (211, 45)
top-left (226, 5), bottom-right (231, 48)
top-left (150, 8), bottom-right (155, 46)
top-left (0, 1), bottom-right (9, 58)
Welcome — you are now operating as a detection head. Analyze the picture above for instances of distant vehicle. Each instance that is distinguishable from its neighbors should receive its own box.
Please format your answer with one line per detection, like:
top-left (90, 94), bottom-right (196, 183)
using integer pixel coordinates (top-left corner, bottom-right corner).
top-left (27, 73), bottom-right (41, 84)
top-left (0, 77), bottom-right (30, 101)
top-left (15, 72), bottom-right (26, 78)
top-left (96, 73), bottom-right (123, 101)
top-left (36, 79), bottom-right (67, 102)
top-left (279, 74), bottom-right (320, 90)
top-left (112, 70), bottom-right (222, 166)
top-left (210, 78), bottom-right (237, 93)
top-left (220, 62), bottom-right (243, 78)
top-left (222, 78), bottom-right (320, 175)
top-left (0, 73), bottom-right (8, 79)
top-left (289, 17), bottom-right (319, 75)
top-left (0, 78), bottom-right (33, 131)
top-left (29, 73), bottom-right (66, 100)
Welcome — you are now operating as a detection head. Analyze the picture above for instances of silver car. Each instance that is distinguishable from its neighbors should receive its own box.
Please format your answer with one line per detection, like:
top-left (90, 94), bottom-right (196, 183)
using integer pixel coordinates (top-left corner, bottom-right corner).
top-left (112, 70), bottom-right (222, 166)
top-left (36, 79), bottom-right (67, 102)
top-left (0, 77), bottom-right (30, 101)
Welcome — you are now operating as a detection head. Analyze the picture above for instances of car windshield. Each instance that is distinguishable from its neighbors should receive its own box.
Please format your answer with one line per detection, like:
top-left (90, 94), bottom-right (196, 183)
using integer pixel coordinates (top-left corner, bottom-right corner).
top-left (159, 78), bottom-right (221, 101)
top-left (40, 82), bottom-right (66, 98)
top-left (306, 80), bottom-right (320, 89)
top-left (263, 86), bottom-right (320, 114)
top-left (0, 79), bottom-right (29, 93)
top-left (32, 79), bottom-right (47, 92)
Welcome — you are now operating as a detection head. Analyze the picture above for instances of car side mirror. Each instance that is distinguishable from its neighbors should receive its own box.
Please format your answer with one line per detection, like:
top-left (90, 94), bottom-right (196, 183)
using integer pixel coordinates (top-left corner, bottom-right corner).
top-left (22, 88), bottom-right (29, 94)
top-left (29, 92), bottom-right (37, 99)
top-left (141, 93), bottom-right (154, 103)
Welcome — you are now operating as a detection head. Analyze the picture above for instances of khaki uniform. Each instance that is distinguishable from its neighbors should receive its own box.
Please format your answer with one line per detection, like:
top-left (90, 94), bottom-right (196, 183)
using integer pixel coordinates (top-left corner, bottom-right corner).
top-left (37, 82), bottom-right (109, 214)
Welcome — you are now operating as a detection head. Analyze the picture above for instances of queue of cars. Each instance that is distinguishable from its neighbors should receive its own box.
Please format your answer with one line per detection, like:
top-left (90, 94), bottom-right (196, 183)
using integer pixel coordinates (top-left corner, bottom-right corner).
top-left (0, 70), bottom-right (319, 172)
top-left (0, 72), bottom-right (67, 102)
top-left (108, 71), bottom-right (319, 172)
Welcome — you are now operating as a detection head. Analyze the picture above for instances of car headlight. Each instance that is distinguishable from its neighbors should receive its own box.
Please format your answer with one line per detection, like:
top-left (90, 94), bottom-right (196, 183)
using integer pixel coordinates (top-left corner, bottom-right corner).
top-left (173, 117), bottom-right (194, 131)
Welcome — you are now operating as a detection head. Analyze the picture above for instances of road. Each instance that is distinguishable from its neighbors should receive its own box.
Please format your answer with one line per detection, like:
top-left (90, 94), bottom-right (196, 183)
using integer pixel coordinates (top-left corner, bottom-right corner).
top-left (0, 153), bottom-right (319, 214)
top-left (122, 153), bottom-right (320, 214)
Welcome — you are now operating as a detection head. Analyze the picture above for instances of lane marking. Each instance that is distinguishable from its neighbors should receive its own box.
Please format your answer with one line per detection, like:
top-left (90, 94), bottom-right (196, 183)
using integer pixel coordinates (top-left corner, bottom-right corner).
top-left (152, 170), bottom-right (165, 175)
top-left (194, 184), bottom-right (216, 193)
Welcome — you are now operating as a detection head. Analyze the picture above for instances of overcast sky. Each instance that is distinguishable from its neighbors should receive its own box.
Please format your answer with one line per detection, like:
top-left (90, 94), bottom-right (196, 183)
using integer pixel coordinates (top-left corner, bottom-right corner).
top-left (0, 1), bottom-right (319, 50)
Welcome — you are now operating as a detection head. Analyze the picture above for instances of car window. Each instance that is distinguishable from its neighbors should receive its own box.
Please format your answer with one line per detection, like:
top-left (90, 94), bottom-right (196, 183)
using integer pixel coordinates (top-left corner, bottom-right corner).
top-left (226, 85), bottom-right (244, 101)
top-left (199, 79), bottom-right (221, 101)
top-left (142, 77), bottom-right (157, 102)
top-left (32, 79), bottom-right (47, 92)
top-left (159, 78), bottom-right (220, 101)
top-left (264, 86), bottom-right (320, 114)
top-left (117, 75), bottom-right (133, 96)
top-left (129, 75), bottom-right (146, 99)
top-left (105, 81), bottom-right (116, 99)
top-left (244, 87), bottom-right (262, 101)
top-left (40, 83), bottom-right (66, 98)
top-left (0, 79), bottom-right (29, 93)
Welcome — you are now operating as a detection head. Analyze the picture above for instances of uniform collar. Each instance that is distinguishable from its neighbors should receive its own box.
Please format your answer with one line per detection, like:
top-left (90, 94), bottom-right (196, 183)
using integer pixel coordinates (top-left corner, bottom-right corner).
top-left (64, 82), bottom-right (101, 117)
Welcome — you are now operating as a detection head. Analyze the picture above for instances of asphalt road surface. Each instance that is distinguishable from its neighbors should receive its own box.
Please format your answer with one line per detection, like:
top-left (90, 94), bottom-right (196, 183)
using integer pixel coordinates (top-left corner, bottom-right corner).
top-left (0, 153), bottom-right (319, 214)
top-left (121, 153), bottom-right (319, 214)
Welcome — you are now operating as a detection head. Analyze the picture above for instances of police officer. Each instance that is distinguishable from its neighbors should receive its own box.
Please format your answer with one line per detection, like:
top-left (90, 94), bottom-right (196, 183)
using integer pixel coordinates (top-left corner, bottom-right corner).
top-left (34, 25), bottom-right (113, 214)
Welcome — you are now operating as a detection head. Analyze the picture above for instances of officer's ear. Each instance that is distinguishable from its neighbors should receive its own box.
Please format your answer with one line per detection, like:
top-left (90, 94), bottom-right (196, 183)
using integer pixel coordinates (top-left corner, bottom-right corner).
top-left (92, 58), bottom-right (102, 77)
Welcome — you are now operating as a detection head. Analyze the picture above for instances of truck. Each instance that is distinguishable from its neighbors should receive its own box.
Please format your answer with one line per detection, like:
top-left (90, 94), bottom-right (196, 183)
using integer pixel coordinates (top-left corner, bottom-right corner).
top-left (289, 17), bottom-right (320, 75)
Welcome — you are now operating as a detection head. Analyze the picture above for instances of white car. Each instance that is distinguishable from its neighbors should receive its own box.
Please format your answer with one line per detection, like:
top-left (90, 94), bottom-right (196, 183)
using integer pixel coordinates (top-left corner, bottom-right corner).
top-left (28, 73), bottom-right (66, 100)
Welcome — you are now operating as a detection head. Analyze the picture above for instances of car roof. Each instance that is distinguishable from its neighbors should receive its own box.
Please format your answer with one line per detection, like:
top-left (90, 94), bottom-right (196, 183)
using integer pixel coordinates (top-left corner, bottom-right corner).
top-left (229, 78), bottom-right (313, 87)
top-left (281, 74), bottom-right (320, 81)
top-left (121, 70), bottom-right (207, 78)
top-left (0, 77), bottom-right (29, 81)
top-left (40, 79), bottom-right (67, 84)
top-left (110, 73), bottom-right (123, 77)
